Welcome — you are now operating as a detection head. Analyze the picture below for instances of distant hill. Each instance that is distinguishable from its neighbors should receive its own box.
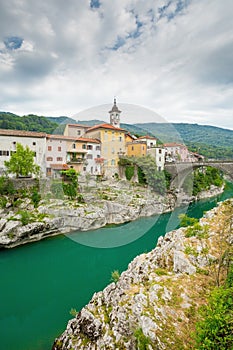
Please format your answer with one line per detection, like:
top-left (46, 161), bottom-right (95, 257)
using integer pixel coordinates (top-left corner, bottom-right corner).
top-left (0, 112), bottom-right (58, 134)
top-left (135, 122), bottom-right (233, 159)
top-left (0, 112), bottom-right (232, 159)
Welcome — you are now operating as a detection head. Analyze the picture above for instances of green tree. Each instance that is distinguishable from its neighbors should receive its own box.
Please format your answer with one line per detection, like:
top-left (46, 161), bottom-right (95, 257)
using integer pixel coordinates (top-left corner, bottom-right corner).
top-left (4, 143), bottom-right (40, 178)
top-left (61, 168), bottom-right (79, 199)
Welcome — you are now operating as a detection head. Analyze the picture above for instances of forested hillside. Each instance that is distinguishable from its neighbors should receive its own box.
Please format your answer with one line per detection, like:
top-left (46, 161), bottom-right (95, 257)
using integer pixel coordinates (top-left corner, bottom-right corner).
top-left (0, 112), bottom-right (232, 159)
top-left (136, 122), bottom-right (233, 159)
top-left (0, 112), bottom-right (58, 134)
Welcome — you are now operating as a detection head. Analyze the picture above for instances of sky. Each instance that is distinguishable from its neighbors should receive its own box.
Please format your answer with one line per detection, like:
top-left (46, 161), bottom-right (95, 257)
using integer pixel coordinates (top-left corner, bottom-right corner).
top-left (0, 0), bottom-right (233, 129)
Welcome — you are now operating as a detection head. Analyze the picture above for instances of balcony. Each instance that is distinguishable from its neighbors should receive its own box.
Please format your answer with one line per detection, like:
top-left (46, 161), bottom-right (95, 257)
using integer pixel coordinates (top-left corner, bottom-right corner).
top-left (94, 157), bottom-right (104, 164)
top-left (67, 157), bottom-right (86, 164)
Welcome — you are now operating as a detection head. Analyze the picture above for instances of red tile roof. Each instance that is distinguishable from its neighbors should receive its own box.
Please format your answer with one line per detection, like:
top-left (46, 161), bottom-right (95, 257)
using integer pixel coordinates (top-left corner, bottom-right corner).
top-left (0, 128), bottom-right (46, 138)
top-left (47, 134), bottom-right (100, 143)
top-left (138, 135), bottom-right (157, 140)
top-left (66, 123), bottom-right (90, 128)
top-left (76, 137), bottom-right (100, 143)
top-left (85, 123), bottom-right (126, 133)
top-left (164, 143), bottom-right (186, 147)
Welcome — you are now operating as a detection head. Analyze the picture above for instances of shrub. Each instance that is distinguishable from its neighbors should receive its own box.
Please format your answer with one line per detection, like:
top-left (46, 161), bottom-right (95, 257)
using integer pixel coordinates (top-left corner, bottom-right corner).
top-left (31, 190), bottom-right (41, 208)
top-left (19, 210), bottom-right (32, 225)
top-left (125, 165), bottom-right (135, 181)
top-left (134, 328), bottom-right (151, 350)
top-left (111, 270), bottom-right (120, 283)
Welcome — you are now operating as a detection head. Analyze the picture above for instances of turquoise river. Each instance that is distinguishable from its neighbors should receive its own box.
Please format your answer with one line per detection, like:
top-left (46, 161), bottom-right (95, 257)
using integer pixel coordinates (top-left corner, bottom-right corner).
top-left (0, 182), bottom-right (233, 350)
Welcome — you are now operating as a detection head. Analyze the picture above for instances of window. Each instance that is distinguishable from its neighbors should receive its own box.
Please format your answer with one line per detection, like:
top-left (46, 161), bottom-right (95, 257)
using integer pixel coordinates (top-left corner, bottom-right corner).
top-left (57, 157), bottom-right (63, 161)
top-left (119, 136), bottom-right (122, 142)
top-left (96, 145), bottom-right (100, 150)
top-left (82, 144), bottom-right (86, 149)
top-left (83, 167), bottom-right (86, 171)
top-left (97, 154), bottom-right (100, 158)
top-left (159, 149), bottom-right (162, 154)
top-left (111, 159), bottom-right (115, 165)
top-left (0, 150), bottom-right (9, 156)
top-left (142, 146), bottom-right (144, 150)
top-left (87, 145), bottom-right (93, 150)
top-left (112, 148), bottom-right (115, 154)
top-left (58, 146), bottom-right (62, 151)
top-left (12, 141), bottom-right (16, 145)
top-left (72, 143), bottom-right (76, 149)
top-left (132, 146), bottom-right (134, 151)
top-left (159, 157), bottom-right (161, 162)
top-left (47, 157), bottom-right (53, 161)
top-left (48, 146), bottom-right (52, 151)
top-left (77, 130), bottom-right (81, 135)
top-left (87, 154), bottom-right (93, 159)
top-left (33, 142), bottom-right (36, 146)
top-left (34, 152), bottom-right (36, 157)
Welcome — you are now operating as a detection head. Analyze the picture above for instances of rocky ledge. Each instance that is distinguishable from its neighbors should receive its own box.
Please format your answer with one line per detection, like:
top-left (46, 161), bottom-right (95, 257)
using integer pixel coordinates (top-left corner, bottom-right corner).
top-left (0, 180), bottom-right (224, 249)
top-left (52, 199), bottom-right (233, 350)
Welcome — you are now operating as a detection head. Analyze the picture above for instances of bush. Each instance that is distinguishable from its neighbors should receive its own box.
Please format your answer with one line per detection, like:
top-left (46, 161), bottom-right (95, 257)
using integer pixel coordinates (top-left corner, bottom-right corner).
top-left (179, 214), bottom-right (198, 227)
top-left (0, 176), bottom-right (15, 195)
top-left (31, 190), bottom-right (41, 208)
top-left (134, 328), bottom-right (151, 350)
top-left (19, 210), bottom-right (32, 225)
top-left (111, 270), bottom-right (120, 283)
top-left (50, 182), bottom-right (64, 199)
top-left (125, 165), bottom-right (135, 181)
top-left (194, 265), bottom-right (233, 349)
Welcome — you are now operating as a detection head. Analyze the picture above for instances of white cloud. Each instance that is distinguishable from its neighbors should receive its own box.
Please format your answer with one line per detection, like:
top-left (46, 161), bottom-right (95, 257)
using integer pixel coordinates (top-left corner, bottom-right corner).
top-left (0, 0), bottom-right (233, 130)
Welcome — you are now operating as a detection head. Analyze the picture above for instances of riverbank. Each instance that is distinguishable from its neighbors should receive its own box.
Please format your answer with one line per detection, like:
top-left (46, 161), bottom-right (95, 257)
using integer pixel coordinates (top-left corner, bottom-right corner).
top-left (0, 179), bottom-right (225, 249)
top-left (53, 198), bottom-right (233, 350)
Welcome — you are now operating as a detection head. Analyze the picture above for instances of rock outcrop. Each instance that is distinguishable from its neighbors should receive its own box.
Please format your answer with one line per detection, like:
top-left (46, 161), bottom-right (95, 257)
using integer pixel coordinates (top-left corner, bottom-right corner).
top-left (52, 199), bottom-right (233, 350)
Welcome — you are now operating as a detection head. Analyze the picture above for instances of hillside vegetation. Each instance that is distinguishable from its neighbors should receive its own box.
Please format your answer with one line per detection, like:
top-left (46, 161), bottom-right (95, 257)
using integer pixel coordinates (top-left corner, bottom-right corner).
top-left (136, 122), bottom-right (233, 159)
top-left (0, 112), bottom-right (232, 159)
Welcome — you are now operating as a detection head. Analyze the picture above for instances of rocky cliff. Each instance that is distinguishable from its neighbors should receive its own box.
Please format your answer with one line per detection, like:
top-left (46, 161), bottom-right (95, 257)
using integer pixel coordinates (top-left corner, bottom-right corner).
top-left (0, 181), bottom-right (176, 248)
top-left (0, 179), bottom-right (224, 249)
top-left (52, 199), bottom-right (233, 350)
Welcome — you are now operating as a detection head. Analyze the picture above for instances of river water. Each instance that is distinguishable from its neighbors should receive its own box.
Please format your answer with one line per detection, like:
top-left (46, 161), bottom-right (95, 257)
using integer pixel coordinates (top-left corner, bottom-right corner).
top-left (0, 183), bottom-right (233, 350)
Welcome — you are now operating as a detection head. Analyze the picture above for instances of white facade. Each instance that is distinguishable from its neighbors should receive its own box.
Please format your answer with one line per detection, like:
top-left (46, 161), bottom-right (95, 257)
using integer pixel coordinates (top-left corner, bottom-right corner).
top-left (0, 129), bottom-right (46, 176)
top-left (147, 147), bottom-right (166, 171)
top-left (64, 124), bottom-right (90, 137)
top-left (138, 136), bottom-right (157, 148)
top-left (46, 135), bottom-right (68, 177)
top-left (81, 140), bottom-right (102, 175)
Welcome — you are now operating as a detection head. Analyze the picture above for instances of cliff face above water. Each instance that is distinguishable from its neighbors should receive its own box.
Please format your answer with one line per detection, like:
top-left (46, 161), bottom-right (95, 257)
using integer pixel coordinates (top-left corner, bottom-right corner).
top-left (52, 199), bottom-right (233, 350)
top-left (0, 179), bottom-right (224, 249)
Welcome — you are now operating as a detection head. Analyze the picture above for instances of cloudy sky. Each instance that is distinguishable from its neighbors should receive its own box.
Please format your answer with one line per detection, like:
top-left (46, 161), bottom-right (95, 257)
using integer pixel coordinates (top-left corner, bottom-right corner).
top-left (0, 0), bottom-right (233, 129)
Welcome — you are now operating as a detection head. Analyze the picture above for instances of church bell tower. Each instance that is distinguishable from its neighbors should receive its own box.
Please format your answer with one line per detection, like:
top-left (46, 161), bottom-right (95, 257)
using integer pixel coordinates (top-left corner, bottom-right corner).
top-left (109, 98), bottom-right (121, 128)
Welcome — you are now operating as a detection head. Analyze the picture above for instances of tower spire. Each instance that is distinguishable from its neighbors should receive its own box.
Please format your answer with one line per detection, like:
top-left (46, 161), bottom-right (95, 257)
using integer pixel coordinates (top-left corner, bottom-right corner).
top-left (109, 97), bottom-right (121, 128)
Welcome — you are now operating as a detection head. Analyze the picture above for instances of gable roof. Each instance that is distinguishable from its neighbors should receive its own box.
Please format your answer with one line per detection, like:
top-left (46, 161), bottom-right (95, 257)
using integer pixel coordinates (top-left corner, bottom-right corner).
top-left (66, 123), bottom-right (90, 128)
top-left (46, 134), bottom-right (100, 143)
top-left (138, 135), bottom-right (157, 140)
top-left (85, 123), bottom-right (126, 133)
top-left (0, 128), bottom-right (46, 138)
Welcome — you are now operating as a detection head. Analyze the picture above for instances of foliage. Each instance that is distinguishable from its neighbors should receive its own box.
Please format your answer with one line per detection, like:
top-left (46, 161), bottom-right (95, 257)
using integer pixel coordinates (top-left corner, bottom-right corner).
top-left (136, 156), bottom-right (166, 194)
top-left (0, 112), bottom-right (58, 133)
top-left (61, 168), bottom-right (79, 199)
top-left (19, 210), bottom-right (32, 225)
top-left (125, 165), bottom-right (135, 181)
top-left (179, 214), bottom-right (198, 227)
top-left (0, 196), bottom-right (7, 208)
top-left (185, 223), bottom-right (209, 238)
top-left (134, 328), bottom-right (151, 350)
top-left (111, 270), bottom-right (120, 283)
top-left (182, 166), bottom-right (224, 196)
top-left (69, 308), bottom-right (78, 317)
top-left (50, 182), bottom-right (64, 199)
top-left (0, 175), bottom-right (15, 195)
top-left (31, 190), bottom-right (41, 208)
top-left (134, 122), bottom-right (233, 159)
top-left (194, 265), bottom-right (233, 349)
top-left (4, 143), bottom-right (40, 178)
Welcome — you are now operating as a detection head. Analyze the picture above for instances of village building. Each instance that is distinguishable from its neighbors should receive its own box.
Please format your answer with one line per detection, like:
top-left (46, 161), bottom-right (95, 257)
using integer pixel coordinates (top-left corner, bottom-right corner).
top-left (138, 135), bottom-right (157, 148)
top-left (164, 143), bottom-right (190, 162)
top-left (147, 147), bottom-right (166, 171)
top-left (64, 124), bottom-right (90, 137)
top-left (126, 140), bottom-right (147, 157)
top-left (0, 129), bottom-right (47, 176)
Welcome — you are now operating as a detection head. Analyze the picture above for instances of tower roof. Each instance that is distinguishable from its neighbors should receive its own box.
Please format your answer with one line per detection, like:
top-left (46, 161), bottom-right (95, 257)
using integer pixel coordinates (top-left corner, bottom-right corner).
top-left (108, 98), bottom-right (121, 114)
